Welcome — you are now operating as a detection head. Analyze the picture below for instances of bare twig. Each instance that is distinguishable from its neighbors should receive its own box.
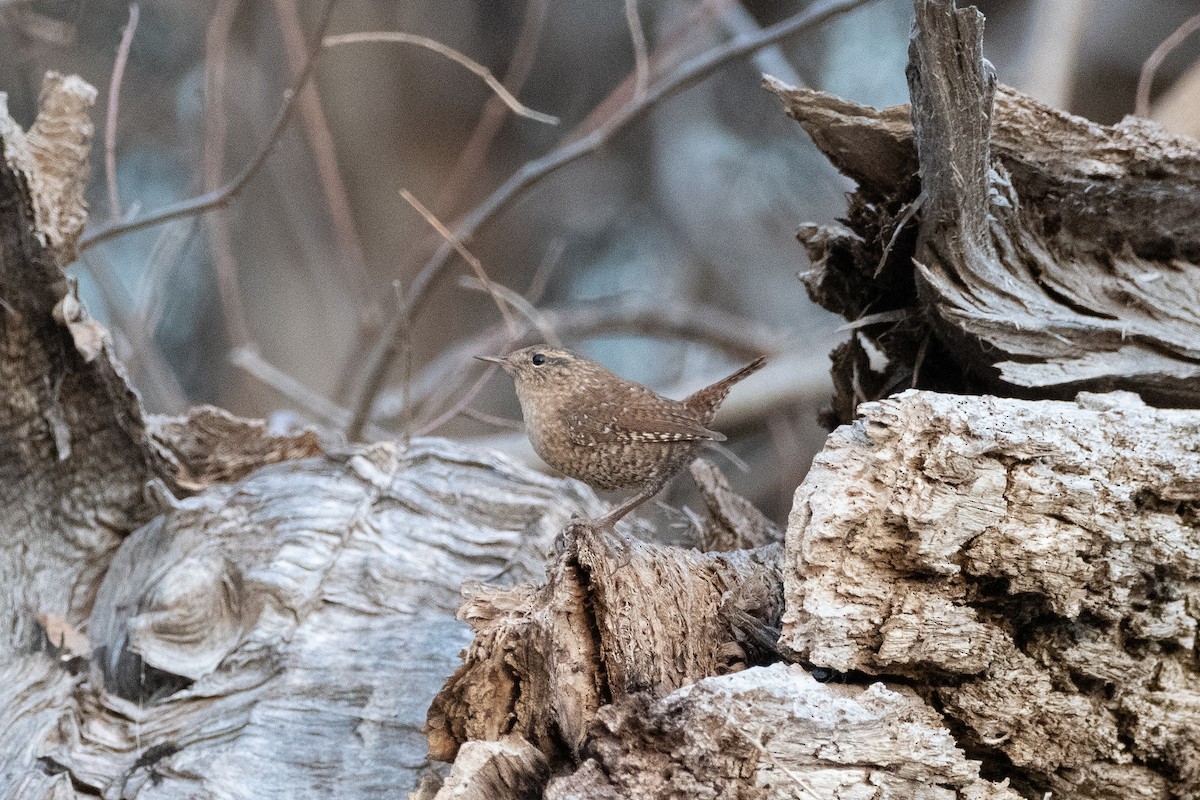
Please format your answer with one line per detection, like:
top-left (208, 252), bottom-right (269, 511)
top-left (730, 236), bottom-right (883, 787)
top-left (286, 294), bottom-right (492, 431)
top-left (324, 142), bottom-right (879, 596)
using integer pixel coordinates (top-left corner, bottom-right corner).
top-left (434, 0), bottom-right (549, 216)
top-left (230, 346), bottom-right (389, 439)
top-left (349, 0), bottom-right (876, 432)
top-left (718, 0), bottom-right (804, 88)
top-left (270, 0), bottom-right (369, 301)
top-left (79, 0), bottom-right (340, 250)
top-left (323, 31), bottom-right (559, 125)
top-left (569, 0), bottom-right (722, 142)
top-left (524, 238), bottom-right (565, 303)
top-left (202, 0), bottom-right (250, 347)
top-left (394, 280), bottom-right (414, 446)
top-left (624, 0), bottom-right (650, 103)
top-left (461, 406), bottom-right (524, 431)
top-left (345, 186), bottom-right (527, 440)
top-left (104, 2), bottom-right (139, 222)
top-left (415, 363), bottom-right (506, 437)
top-left (457, 275), bottom-right (561, 347)
top-left (1136, 11), bottom-right (1200, 118)
top-left (399, 188), bottom-right (519, 338)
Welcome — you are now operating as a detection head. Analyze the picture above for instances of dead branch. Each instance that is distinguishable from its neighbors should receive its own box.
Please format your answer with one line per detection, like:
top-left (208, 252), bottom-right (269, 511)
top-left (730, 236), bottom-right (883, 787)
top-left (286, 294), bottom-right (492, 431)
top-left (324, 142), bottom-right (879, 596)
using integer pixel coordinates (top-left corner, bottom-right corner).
top-left (78, 0), bottom-right (339, 250)
top-left (103, 1), bottom-right (138, 222)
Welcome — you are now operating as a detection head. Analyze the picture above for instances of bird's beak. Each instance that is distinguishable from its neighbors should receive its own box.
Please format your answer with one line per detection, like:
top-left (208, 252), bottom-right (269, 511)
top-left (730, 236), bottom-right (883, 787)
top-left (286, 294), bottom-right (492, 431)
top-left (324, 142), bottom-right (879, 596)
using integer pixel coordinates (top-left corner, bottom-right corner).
top-left (474, 354), bottom-right (511, 372)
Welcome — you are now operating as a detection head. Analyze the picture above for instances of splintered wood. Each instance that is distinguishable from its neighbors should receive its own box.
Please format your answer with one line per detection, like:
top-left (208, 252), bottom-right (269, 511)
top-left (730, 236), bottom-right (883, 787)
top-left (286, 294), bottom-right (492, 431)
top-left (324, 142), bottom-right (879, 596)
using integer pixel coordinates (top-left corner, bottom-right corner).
top-left (769, 8), bottom-right (1200, 421)
top-left (426, 523), bottom-right (785, 763)
top-left (543, 665), bottom-right (1020, 800)
top-left (785, 390), bottom-right (1200, 798)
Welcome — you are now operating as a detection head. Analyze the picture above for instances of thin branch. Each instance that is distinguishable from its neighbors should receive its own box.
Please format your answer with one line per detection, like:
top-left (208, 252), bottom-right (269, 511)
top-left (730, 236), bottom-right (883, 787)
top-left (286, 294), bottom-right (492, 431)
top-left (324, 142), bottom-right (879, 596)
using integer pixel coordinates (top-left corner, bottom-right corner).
top-left (1136, 11), bottom-right (1200, 118)
top-left (79, 0), bottom-right (340, 251)
top-left (270, 0), bottom-right (369, 301)
top-left (230, 346), bottom-right (390, 439)
top-left (718, 0), bottom-right (804, 88)
top-left (624, 0), bottom-right (650, 103)
top-left (399, 188), bottom-right (519, 338)
top-left (461, 406), bottom-right (524, 431)
top-left (104, 2), bottom-right (139, 222)
top-left (457, 275), bottom-right (562, 347)
top-left (525, 238), bottom-right (565, 303)
top-left (202, 0), bottom-right (250, 348)
top-left (349, 0), bottom-right (876, 432)
top-left (395, 279), bottom-right (414, 446)
top-left (434, 0), bottom-right (549, 216)
top-left (323, 31), bottom-right (559, 125)
top-left (570, 0), bottom-right (724, 142)
top-left (414, 364), bottom-right (505, 437)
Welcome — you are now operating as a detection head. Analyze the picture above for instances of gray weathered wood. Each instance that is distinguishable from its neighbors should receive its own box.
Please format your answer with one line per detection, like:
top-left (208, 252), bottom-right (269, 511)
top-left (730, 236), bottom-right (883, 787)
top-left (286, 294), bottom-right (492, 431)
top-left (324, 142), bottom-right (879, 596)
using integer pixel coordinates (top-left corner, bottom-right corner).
top-left (545, 665), bottom-right (1022, 800)
top-left (770, 0), bottom-right (1200, 420)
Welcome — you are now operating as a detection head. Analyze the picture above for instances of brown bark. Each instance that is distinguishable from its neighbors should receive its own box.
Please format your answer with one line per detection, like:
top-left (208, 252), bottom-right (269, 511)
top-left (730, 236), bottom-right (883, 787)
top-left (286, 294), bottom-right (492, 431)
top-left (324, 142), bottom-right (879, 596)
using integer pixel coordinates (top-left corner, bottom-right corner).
top-left (426, 521), bottom-right (785, 764)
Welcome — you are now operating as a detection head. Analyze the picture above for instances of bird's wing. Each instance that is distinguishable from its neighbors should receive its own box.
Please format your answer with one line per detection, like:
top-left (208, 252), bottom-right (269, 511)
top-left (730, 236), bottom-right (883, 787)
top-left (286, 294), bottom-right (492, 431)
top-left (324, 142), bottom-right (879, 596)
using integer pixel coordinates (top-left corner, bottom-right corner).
top-left (565, 393), bottom-right (725, 446)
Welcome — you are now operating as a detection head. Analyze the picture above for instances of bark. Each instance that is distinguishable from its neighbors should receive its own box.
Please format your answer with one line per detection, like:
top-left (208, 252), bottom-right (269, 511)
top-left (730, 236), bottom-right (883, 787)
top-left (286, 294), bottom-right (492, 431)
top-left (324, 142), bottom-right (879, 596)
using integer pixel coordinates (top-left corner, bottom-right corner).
top-left (770, 3), bottom-right (1200, 424)
top-left (545, 666), bottom-right (1022, 800)
top-left (426, 522), bottom-right (785, 765)
top-left (0, 73), bottom-right (175, 647)
top-left (785, 389), bottom-right (1200, 798)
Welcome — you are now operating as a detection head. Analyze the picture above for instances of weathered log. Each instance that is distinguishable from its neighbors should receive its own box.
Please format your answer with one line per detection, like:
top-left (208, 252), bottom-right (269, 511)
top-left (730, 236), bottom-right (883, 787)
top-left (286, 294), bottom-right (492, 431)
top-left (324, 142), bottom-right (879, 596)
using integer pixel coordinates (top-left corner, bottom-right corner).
top-left (544, 665), bottom-right (1021, 800)
top-left (426, 521), bottom-right (785, 766)
top-left (785, 389), bottom-right (1200, 798)
top-left (771, 1), bottom-right (1200, 422)
top-left (9, 436), bottom-right (601, 798)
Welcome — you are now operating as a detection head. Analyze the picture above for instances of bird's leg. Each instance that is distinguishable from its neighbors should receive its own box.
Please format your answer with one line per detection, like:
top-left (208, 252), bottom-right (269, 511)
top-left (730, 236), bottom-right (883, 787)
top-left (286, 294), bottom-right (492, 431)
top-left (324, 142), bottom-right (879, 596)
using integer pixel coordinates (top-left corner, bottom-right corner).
top-left (595, 480), bottom-right (667, 528)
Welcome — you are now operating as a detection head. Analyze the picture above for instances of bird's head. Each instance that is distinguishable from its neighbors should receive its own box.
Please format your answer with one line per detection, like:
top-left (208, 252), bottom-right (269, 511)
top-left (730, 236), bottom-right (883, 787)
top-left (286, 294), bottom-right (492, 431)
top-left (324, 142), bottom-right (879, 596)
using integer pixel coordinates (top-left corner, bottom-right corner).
top-left (474, 345), bottom-right (595, 390)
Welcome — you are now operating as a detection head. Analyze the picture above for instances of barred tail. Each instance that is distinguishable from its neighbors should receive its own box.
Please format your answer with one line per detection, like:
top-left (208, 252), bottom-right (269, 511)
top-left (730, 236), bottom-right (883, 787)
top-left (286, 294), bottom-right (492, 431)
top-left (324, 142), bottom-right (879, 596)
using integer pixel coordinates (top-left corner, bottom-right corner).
top-left (683, 355), bottom-right (767, 424)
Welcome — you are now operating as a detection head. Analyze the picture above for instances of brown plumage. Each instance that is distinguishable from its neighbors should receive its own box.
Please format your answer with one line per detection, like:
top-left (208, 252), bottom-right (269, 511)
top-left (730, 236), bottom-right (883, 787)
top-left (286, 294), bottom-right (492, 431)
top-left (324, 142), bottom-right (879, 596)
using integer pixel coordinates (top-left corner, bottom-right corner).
top-left (476, 345), bottom-right (766, 525)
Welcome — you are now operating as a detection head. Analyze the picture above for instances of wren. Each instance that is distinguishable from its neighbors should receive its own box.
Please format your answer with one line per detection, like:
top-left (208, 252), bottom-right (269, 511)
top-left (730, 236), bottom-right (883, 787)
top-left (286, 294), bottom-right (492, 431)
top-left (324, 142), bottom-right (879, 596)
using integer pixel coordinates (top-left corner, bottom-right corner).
top-left (476, 345), bottom-right (766, 526)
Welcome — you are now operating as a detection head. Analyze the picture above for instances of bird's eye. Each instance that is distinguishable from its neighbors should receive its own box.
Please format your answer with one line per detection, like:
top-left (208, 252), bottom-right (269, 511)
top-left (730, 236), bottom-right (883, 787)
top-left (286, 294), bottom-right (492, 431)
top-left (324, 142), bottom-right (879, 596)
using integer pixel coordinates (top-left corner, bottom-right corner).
top-left (531, 353), bottom-right (546, 366)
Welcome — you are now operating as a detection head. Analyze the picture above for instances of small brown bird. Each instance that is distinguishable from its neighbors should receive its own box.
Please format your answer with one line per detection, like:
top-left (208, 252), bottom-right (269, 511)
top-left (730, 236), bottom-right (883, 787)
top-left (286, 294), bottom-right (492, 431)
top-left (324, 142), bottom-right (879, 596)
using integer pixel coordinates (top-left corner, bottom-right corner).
top-left (476, 345), bottom-right (766, 525)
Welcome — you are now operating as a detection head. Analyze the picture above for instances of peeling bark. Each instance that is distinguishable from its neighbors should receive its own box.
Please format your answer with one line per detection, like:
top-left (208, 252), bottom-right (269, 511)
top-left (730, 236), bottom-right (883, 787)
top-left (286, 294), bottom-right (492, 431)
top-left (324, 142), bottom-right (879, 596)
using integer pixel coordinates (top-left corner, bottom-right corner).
top-left (770, 1), bottom-right (1200, 422)
top-left (426, 522), bottom-right (785, 764)
top-left (784, 390), bottom-right (1200, 798)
